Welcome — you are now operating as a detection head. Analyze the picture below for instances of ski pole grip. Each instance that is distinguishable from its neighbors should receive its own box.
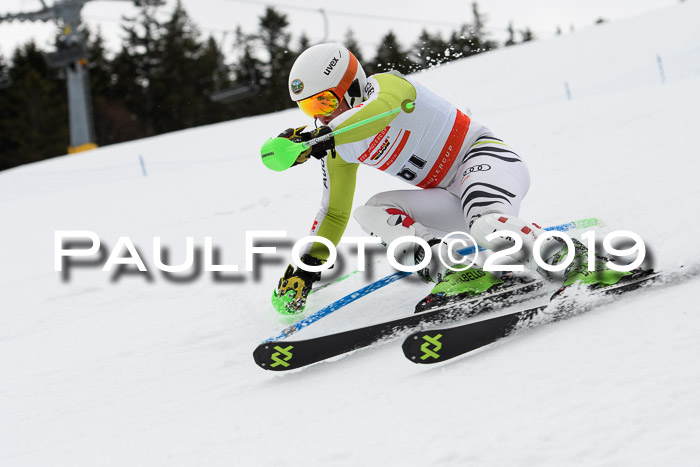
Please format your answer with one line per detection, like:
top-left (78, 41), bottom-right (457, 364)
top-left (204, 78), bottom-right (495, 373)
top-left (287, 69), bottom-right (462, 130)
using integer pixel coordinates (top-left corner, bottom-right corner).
top-left (263, 101), bottom-right (416, 171)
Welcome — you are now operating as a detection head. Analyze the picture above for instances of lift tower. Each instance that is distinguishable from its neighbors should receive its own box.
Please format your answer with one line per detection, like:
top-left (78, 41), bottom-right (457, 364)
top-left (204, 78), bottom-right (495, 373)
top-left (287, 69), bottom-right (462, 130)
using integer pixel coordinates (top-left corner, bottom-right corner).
top-left (0, 1), bottom-right (159, 153)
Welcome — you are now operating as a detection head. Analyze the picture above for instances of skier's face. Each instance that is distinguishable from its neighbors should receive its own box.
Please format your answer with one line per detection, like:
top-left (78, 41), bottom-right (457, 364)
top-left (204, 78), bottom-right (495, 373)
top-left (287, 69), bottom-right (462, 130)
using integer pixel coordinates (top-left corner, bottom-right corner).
top-left (318, 99), bottom-right (351, 126)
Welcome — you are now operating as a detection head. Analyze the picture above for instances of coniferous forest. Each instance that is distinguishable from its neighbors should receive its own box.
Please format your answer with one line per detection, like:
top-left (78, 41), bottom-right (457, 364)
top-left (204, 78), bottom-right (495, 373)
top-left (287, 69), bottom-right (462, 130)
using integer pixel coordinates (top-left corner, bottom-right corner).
top-left (0, 1), bottom-right (538, 171)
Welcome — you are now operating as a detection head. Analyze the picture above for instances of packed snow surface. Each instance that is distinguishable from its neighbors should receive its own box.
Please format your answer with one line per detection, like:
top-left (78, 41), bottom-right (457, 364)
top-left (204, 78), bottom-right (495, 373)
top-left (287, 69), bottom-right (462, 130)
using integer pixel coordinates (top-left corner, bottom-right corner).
top-left (2, 3), bottom-right (700, 465)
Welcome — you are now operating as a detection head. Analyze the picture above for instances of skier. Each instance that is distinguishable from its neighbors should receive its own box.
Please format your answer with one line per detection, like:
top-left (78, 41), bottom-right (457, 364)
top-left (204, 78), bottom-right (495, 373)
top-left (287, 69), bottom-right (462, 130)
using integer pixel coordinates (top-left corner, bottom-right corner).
top-left (269, 42), bottom-right (630, 314)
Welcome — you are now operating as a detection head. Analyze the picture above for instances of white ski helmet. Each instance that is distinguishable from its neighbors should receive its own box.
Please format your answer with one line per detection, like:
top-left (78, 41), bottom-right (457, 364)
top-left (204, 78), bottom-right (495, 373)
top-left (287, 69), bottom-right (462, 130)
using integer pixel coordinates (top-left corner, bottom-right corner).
top-left (288, 43), bottom-right (366, 111)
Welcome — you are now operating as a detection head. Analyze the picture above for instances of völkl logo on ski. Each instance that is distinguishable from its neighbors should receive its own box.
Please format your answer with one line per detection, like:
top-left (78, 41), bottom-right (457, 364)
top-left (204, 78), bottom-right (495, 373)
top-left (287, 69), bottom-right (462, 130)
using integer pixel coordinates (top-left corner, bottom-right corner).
top-left (420, 334), bottom-right (443, 360)
top-left (270, 345), bottom-right (294, 368)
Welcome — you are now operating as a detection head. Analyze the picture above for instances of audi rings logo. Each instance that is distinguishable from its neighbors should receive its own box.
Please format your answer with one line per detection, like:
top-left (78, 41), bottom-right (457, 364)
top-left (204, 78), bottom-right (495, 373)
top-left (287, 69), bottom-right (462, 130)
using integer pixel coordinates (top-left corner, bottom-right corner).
top-left (463, 164), bottom-right (491, 176)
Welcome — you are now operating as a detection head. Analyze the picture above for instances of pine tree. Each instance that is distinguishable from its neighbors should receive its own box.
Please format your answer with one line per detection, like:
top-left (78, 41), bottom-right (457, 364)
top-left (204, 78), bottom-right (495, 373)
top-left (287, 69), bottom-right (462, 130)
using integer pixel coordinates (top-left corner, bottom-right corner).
top-left (155, 0), bottom-right (207, 132)
top-left (82, 26), bottom-right (133, 145)
top-left (198, 36), bottom-right (234, 123)
top-left (472, 2), bottom-right (485, 38)
top-left (257, 7), bottom-right (295, 112)
top-left (505, 22), bottom-right (517, 46)
top-left (232, 27), bottom-right (262, 89)
top-left (0, 54), bottom-right (11, 89)
top-left (0, 42), bottom-right (68, 170)
top-left (371, 31), bottom-right (415, 74)
top-left (298, 32), bottom-right (311, 55)
top-left (81, 27), bottom-right (110, 98)
top-left (472, 2), bottom-right (498, 51)
top-left (0, 54), bottom-right (13, 169)
top-left (449, 2), bottom-right (498, 59)
top-left (230, 26), bottom-right (265, 118)
top-left (520, 27), bottom-right (535, 42)
top-left (449, 26), bottom-right (477, 60)
top-left (106, 0), bottom-right (227, 137)
top-left (111, 3), bottom-right (163, 138)
top-left (344, 29), bottom-right (367, 67)
top-left (413, 29), bottom-right (449, 70)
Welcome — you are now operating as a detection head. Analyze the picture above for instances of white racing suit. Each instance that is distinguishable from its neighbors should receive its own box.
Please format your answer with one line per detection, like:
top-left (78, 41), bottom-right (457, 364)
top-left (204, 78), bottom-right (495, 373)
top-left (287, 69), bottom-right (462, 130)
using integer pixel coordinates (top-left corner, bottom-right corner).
top-left (305, 71), bottom-right (547, 278)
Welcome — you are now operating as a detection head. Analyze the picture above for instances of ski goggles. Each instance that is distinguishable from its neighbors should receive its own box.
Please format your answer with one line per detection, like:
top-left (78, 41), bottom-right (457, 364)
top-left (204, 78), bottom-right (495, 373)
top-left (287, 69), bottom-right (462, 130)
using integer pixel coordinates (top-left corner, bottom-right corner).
top-left (297, 90), bottom-right (340, 118)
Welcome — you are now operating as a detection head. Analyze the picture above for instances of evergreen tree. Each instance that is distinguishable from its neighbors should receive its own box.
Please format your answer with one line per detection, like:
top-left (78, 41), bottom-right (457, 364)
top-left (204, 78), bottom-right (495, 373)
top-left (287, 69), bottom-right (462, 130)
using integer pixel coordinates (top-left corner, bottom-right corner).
top-left (0, 55), bottom-right (10, 88)
top-left (520, 27), bottom-right (535, 42)
top-left (82, 26), bottom-right (135, 145)
top-left (106, 1), bottom-right (228, 137)
top-left (298, 32), bottom-right (311, 55)
top-left (413, 29), bottom-right (449, 69)
top-left (3, 0), bottom-right (541, 172)
top-left (505, 22), bottom-right (517, 46)
top-left (154, 0), bottom-right (207, 132)
top-left (232, 26), bottom-right (263, 90)
top-left (82, 27), bottom-right (111, 101)
top-left (111, 3), bottom-right (163, 138)
top-left (0, 54), bottom-right (12, 169)
top-left (198, 35), bottom-right (234, 123)
top-left (472, 2), bottom-right (498, 51)
top-left (449, 2), bottom-right (497, 59)
top-left (0, 42), bottom-right (68, 170)
top-left (257, 7), bottom-right (295, 112)
top-left (449, 26), bottom-right (478, 59)
top-left (344, 29), bottom-right (367, 69)
top-left (230, 26), bottom-right (265, 118)
top-left (472, 2), bottom-right (485, 38)
top-left (370, 31), bottom-right (415, 74)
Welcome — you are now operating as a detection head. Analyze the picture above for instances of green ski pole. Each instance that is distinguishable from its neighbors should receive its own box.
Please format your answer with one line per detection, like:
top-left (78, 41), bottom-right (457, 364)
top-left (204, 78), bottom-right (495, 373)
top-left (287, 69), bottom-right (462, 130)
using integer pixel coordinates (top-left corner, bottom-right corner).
top-left (261, 100), bottom-right (415, 172)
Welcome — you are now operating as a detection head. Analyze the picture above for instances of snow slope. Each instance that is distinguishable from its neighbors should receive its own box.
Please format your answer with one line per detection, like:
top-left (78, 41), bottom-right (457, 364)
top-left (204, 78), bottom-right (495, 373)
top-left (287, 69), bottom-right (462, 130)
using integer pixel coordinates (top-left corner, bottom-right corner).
top-left (2, 2), bottom-right (700, 465)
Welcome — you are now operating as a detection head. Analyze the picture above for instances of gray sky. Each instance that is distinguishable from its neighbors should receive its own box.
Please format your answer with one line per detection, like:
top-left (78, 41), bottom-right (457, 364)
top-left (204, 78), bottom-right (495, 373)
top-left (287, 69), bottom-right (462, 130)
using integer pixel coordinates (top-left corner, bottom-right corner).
top-left (0, 0), bottom-right (680, 60)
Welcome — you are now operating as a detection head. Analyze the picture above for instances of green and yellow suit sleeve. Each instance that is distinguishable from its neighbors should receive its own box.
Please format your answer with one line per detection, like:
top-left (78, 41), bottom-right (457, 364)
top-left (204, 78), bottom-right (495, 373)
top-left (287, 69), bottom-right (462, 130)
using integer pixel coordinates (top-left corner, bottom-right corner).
top-left (308, 73), bottom-right (417, 261)
top-left (333, 73), bottom-right (417, 144)
top-left (308, 155), bottom-right (359, 260)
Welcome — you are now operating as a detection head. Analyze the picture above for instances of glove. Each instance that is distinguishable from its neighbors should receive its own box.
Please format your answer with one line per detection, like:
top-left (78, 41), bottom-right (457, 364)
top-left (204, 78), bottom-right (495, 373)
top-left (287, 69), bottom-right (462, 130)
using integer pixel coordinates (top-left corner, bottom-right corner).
top-left (278, 126), bottom-right (335, 167)
top-left (271, 254), bottom-right (324, 314)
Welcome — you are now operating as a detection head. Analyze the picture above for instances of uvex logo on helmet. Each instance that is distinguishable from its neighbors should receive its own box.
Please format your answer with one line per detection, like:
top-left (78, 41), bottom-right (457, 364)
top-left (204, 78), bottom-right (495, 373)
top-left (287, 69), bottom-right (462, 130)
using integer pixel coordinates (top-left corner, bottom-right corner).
top-left (323, 50), bottom-right (342, 76)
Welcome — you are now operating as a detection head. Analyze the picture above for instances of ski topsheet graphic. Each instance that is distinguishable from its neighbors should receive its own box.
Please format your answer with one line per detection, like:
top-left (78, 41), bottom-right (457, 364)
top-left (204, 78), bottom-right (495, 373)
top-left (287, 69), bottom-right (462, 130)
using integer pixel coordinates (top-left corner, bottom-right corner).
top-left (254, 276), bottom-right (545, 371)
top-left (402, 266), bottom-right (700, 364)
top-left (256, 265), bottom-right (700, 371)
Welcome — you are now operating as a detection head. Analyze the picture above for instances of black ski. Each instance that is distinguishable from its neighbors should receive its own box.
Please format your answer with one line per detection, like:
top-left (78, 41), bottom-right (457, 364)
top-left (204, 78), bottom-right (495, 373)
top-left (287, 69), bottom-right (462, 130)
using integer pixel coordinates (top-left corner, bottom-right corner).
top-left (402, 269), bottom-right (678, 364)
top-left (253, 276), bottom-right (545, 371)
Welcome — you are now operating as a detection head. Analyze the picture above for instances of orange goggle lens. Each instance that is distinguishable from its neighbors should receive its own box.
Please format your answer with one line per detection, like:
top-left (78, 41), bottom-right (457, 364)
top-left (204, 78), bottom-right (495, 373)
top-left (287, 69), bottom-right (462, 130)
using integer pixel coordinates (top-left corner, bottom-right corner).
top-left (297, 90), bottom-right (339, 118)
